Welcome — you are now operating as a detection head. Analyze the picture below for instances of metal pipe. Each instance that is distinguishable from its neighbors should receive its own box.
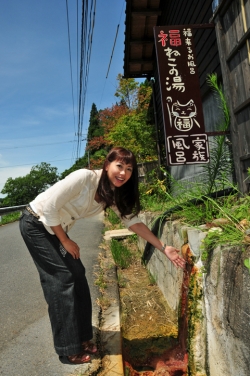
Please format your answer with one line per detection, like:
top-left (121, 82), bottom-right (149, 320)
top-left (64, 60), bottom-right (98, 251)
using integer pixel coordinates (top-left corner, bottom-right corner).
top-left (0, 204), bottom-right (27, 215)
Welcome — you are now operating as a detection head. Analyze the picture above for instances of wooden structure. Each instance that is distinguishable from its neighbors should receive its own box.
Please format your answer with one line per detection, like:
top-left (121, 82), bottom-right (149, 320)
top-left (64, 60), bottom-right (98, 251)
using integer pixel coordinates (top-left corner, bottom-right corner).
top-left (124, 0), bottom-right (250, 194)
top-left (212, 0), bottom-right (250, 193)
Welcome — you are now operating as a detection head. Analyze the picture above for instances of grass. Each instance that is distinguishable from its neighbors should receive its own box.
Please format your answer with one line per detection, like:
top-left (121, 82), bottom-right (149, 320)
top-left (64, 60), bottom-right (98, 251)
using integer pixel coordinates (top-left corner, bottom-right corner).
top-left (102, 176), bottom-right (250, 274)
top-left (0, 211), bottom-right (21, 225)
top-left (136, 73), bottom-right (250, 268)
top-left (110, 239), bottom-right (132, 269)
top-left (106, 208), bottom-right (121, 226)
top-left (139, 173), bottom-right (250, 274)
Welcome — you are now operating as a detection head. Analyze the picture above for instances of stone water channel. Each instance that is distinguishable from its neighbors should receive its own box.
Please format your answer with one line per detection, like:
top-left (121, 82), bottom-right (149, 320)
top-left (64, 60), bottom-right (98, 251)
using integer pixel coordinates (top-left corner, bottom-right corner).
top-left (105, 213), bottom-right (250, 376)
top-left (118, 244), bottom-right (194, 376)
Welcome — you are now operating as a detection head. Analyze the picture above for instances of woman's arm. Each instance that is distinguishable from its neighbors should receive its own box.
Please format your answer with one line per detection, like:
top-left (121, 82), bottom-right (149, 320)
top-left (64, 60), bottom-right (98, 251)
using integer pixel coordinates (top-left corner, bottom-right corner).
top-left (51, 225), bottom-right (80, 259)
top-left (129, 222), bottom-right (186, 269)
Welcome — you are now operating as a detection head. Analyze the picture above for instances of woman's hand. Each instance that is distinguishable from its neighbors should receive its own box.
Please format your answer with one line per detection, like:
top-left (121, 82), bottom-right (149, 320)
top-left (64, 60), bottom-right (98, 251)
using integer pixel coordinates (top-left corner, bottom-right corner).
top-left (61, 238), bottom-right (80, 259)
top-left (50, 225), bottom-right (80, 259)
top-left (163, 246), bottom-right (186, 269)
top-left (129, 222), bottom-right (186, 269)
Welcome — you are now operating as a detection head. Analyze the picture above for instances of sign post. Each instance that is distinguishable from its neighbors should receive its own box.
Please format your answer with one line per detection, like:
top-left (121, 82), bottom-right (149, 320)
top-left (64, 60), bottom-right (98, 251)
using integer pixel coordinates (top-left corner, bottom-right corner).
top-left (154, 25), bottom-right (210, 165)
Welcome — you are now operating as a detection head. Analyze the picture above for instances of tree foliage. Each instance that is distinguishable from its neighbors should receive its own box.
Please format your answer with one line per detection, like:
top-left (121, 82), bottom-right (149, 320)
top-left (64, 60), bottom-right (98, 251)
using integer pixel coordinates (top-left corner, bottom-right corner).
top-left (114, 73), bottom-right (139, 109)
top-left (60, 156), bottom-right (89, 180)
top-left (60, 76), bottom-right (156, 175)
top-left (1, 76), bottom-right (159, 205)
top-left (84, 103), bottom-right (106, 165)
top-left (99, 103), bottom-right (128, 133)
top-left (1, 162), bottom-right (59, 206)
top-left (87, 103), bottom-right (103, 141)
top-left (106, 112), bottom-right (157, 160)
top-left (106, 76), bottom-right (157, 161)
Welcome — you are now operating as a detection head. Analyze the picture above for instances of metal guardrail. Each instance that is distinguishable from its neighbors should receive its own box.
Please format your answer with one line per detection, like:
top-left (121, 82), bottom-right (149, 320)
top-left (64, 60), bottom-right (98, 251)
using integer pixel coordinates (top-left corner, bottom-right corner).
top-left (0, 205), bottom-right (27, 215)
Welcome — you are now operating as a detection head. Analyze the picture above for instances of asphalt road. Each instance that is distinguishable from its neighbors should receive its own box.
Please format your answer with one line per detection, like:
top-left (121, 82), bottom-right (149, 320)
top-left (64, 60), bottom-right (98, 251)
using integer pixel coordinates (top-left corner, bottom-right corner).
top-left (0, 213), bottom-right (104, 376)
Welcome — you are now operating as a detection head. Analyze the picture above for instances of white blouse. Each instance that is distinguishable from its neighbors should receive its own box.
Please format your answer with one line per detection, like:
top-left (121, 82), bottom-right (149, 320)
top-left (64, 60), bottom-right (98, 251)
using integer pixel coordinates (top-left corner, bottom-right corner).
top-left (30, 168), bottom-right (141, 235)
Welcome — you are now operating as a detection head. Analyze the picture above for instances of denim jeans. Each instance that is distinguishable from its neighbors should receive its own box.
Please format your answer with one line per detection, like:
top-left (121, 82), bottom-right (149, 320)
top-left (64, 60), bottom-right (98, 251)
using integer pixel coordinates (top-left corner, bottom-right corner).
top-left (19, 209), bottom-right (93, 356)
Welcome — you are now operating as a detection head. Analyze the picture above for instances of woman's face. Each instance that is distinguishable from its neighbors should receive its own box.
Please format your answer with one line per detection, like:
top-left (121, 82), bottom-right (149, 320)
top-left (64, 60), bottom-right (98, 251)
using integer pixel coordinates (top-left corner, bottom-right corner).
top-left (106, 159), bottom-right (133, 188)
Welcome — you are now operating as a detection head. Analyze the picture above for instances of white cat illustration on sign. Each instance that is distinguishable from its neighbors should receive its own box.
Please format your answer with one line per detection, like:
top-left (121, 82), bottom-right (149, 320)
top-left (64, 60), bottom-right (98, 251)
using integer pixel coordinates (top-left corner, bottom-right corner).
top-left (166, 97), bottom-right (201, 131)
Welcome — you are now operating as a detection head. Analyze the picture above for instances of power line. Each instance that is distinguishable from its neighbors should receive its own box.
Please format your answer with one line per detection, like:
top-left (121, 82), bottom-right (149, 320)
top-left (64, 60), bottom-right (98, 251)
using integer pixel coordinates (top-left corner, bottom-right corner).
top-left (76, 0), bottom-right (96, 159)
top-left (72, 0), bottom-right (80, 163)
top-left (76, 0), bottom-right (87, 159)
top-left (106, 24), bottom-right (120, 79)
top-left (99, 1), bottom-right (125, 107)
top-left (65, 0), bottom-right (76, 132)
top-left (99, 23), bottom-right (120, 107)
top-left (0, 159), bottom-right (73, 169)
top-left (0, 140), bottom-right (79, 150)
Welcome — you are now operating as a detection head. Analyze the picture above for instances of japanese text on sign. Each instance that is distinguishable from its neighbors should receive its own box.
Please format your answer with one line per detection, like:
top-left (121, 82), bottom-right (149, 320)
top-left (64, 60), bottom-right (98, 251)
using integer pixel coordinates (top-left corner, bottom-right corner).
top-left (154, 25), bottom-right (209, 165)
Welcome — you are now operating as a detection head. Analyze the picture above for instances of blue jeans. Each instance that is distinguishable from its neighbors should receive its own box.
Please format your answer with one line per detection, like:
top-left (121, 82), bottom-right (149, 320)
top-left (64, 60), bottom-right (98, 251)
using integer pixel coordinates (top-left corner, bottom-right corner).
top-left (19, 209), bottom-right (93, 356)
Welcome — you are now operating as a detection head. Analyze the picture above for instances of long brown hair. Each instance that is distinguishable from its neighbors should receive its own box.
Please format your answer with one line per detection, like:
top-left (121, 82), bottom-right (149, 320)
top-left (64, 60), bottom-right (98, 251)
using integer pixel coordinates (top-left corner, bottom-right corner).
top-left (97, 147), bottom-right (141, 217)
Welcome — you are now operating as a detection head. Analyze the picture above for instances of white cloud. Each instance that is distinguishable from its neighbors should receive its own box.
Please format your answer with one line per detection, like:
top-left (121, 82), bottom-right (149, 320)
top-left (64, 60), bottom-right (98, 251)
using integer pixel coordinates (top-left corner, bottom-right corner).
top-left (0, 166), bottom-right (32, 197)
top-left (0, 154), bottom-right (8, 167)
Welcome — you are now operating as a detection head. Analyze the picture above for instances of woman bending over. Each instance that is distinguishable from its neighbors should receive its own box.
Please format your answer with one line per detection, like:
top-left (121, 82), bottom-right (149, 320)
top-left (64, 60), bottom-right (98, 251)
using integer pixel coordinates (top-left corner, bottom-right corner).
top-left (19, 147), bottom-right (185, 365)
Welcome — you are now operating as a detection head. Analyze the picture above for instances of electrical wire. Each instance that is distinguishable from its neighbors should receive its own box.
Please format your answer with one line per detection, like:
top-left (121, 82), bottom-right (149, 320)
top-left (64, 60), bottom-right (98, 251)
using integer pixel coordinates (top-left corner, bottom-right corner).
top-left (0, 140), bottom-right (78, 150)
top-left (70, 0), bottom-right (125, 160)
top-left (106, 24), bottom-right (120, 79)
top-left (66, 0), bottom-right (79, 164)
top-left (76, 0), bottom-right (96, 159)
top-left (76, 0), bottom-right (86, 159)
top-left (0, 159), bottom-right (73, 169)
top-left (66, 0), bottom-right (76, 131)
top-left (79, 0), bottom-right (96, 153)
top-left (71, 0), bottom-right (80, 163)
top-left (99, 1), bottom-right (125, 107)
top-left (77, 0), bottom-right (89, 158)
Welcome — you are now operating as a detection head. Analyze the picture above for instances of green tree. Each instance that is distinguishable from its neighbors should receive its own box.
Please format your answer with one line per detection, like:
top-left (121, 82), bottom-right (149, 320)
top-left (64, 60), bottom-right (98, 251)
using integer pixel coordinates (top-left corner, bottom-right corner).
top-left (84, 103), bottom-right (106, 164)
top-left (106, 112), bottom-right (157, 161)
top-left (59, 75), bottom-right (157, 174)
top-left (1, 162), bottom-right (59, 206)
top-left (107, 77), bottom-right (157, 161)
top-left (115, 73), bottom-right (139, 109)
top-left (60, 156), bottom-right (89, 179)
top-left (87, 103), bottom-right (103, 140)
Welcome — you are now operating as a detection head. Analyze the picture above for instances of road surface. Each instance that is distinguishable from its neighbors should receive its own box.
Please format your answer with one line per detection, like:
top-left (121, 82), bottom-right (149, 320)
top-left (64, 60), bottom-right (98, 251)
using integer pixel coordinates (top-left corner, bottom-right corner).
top-left (0, 213), bottom-right (104, 375)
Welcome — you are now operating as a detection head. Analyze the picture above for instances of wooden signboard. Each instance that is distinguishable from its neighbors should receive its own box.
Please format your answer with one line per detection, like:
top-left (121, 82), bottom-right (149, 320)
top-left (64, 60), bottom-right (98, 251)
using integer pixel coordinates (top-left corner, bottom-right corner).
top-left (154, 25), bottom-right (210, 165)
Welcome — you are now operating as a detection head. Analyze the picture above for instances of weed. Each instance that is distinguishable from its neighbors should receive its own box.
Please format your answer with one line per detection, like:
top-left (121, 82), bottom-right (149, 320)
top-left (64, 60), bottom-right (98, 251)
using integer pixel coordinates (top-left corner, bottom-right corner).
top-left (117, 270), bottom-right (127, 288)
top-left (110, 239), bottom-right (132, 269)
top-left (127, 233), bottom-right (138, 243)
top-left (106, 208), bottom-right (121, 226)
top-left (139, 166), bottom-right (172, 212)
top-left (95, 270), bottom-right (107, 290)
top-left (96, 296), bottom-right (110, 310)
top-left (147, 269), bottom-right (157, 285)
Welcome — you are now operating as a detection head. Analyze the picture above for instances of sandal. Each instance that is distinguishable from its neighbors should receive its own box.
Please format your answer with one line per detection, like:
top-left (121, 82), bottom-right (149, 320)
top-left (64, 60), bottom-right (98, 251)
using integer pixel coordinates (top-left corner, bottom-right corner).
top-left (82, 340), bottom-right (98, 354)
top-left (59, 351), bottom-right (91, 364)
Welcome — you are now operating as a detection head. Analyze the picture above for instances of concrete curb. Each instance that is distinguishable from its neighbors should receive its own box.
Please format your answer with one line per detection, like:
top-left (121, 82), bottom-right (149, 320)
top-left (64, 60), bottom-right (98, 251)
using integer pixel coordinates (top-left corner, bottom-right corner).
top-left (103, 228), bottom-right (134, 241)
top-left (98, 248), bottom-right (124, 376)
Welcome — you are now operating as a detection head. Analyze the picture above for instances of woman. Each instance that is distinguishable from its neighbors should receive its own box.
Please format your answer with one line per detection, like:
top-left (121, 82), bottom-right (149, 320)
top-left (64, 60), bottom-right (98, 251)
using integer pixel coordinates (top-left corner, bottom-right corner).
top-left (19, 147), bottom-right (185, 365)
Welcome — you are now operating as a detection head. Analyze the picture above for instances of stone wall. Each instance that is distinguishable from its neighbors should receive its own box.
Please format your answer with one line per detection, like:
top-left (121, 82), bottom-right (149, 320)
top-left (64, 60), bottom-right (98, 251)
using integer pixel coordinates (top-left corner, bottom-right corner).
top-left (138, 212), bottom-right (250, 376)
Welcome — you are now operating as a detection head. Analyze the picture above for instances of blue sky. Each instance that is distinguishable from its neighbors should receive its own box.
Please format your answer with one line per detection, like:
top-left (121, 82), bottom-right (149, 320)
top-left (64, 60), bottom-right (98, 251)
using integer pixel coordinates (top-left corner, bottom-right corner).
top-left (0, 0), bottom-right (126, 197)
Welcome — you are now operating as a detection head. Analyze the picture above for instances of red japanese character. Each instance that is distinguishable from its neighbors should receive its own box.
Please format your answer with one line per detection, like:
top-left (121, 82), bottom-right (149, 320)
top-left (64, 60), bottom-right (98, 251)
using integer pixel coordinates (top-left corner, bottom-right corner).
top-left (158, 30), bottom-right (168, 47)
